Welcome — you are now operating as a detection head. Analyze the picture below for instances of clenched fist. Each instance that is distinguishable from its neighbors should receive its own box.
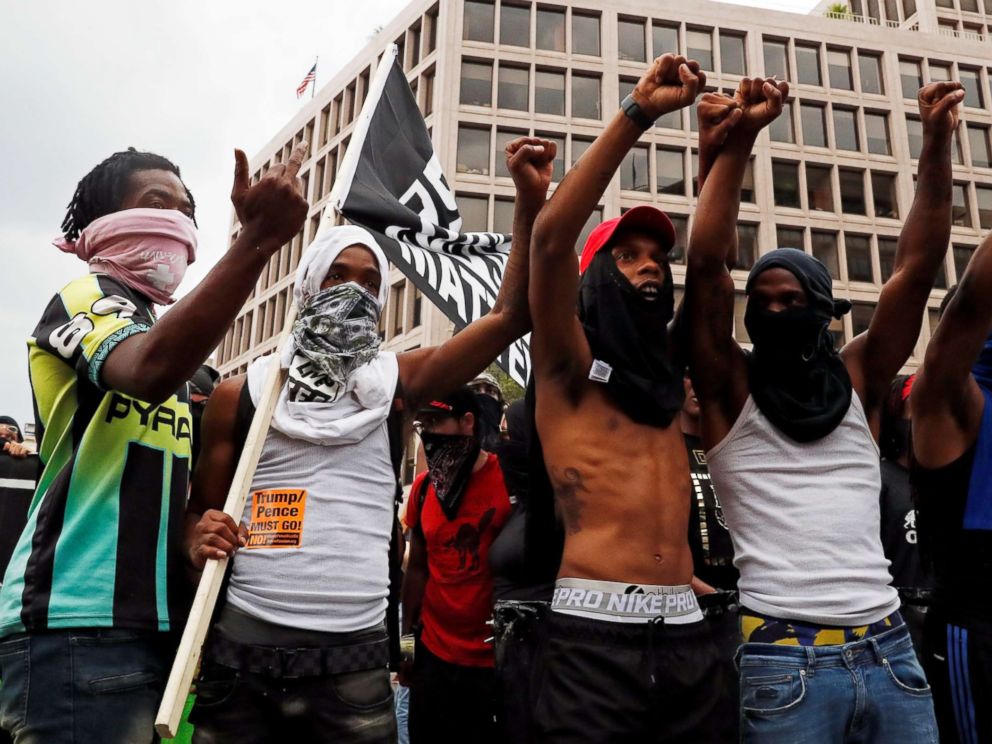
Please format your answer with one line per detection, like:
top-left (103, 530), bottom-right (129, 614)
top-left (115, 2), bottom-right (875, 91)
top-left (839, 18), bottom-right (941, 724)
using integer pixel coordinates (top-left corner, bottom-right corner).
top-left (918, 81), bottom-right (965, 137)
top-left (631, 54), bottom-right (706, 122)
top-left (505, 136), bottom-right (557, 204)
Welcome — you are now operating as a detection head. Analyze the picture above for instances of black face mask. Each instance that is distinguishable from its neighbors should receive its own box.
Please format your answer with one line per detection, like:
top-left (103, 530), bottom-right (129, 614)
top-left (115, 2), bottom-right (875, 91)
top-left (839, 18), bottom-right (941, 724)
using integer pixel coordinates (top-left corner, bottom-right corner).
top-left (474, 394), bottom-right (503, 453)
top-left (577, 249), bottom-right (684, 428)
top-left (420, 432), bottom-right (481, 520)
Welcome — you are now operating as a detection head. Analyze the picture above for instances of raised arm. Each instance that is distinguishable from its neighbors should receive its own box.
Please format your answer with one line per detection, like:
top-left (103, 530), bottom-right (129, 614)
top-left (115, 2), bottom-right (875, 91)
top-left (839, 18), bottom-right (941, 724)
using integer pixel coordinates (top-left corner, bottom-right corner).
top-left (913, 233), bottom-right (992, 467)
top-left (843, 82), bottom-right (964, 411)
top-left (397, 137), bottom-right (554, 408)
top-left (529, 54), bottom-right (704, 379)
top-left (686, 79), bottom-right (784, 432)
top-left (101, 146), bottom-right (309, 404)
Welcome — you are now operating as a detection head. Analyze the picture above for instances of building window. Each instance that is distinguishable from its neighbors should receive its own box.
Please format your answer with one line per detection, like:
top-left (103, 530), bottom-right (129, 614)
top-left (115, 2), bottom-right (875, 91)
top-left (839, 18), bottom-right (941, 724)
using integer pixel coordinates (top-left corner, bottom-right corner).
top-left (657, 147), bottom-right (685, 195)
top-left (795, 43), bottom-right (822, 86)
top-left (456, 193), bottom-right (489, 231)
top-left (536, 6), bottom-right (565, 51)
top-left (952, 182), bottom-right (973, 227)
top-left (571, 135), bottom-right (592, 166)
top-left (871, 172), bottom-right (899, 218)
top-left (851, 303), bottom-right (875, 337)
top-left (456, 126), bottom-right (491, 175)
top-left (535, 69), bottom-right (565, 115)
top-left (959, 66), bottom-right (985, 108)
top-left (460, 60), bottom-right (493, 106)
top-left (621, 145), bottom-right (650, 191)
top-left (687, 28), bottom-right (713, 71)
top-left (652, 22), bottom-right (680, 57)
top-left (498, 64), bottom-right (529, 110)
top-left (411, 287), bottom-right (423, 328)
top-left (500, 2), bottom-right (530, 47)
top-left (968, 123), bottom-right (992, 167)
top-left (801, 102), bottom-right (827, 148)
top-left (812, 230), bottom-right (840, 279)
top-left (770, 101), bottom-right (795, 143)
top-left (736, 223), bottom-right (759, 270)
top-left (858, 52), bottom-right (884, 95)
top-left (865, 112), bottom-right (891, 155)
top-left (906, 117), bottom-right (923, 159)
top-left (734, 293), bottom-right (750, 342)
top-left (494, 128), bottom-right (525, 177)
top-left (976, 184), bottom-right (992, 228)
top-left (540, 132), bottom-right (566, 181)
top-left (391, 282), bottom-right (406, 337)
top-left (953, 244), bottom-right (975, 282)
top-left (464, 1), bottom-right (495, 42)
top-left (845, 234), bottom-right (874, 282)
top-left (929, 60), bottom-right (952, 83)
top-left (577, 207), bottom-right (604, 253)
top-left (827, 48), bottom-right (853, 90)
top-left (806, 163), bottom-right (835, 212)
top-left (777, 225), bottom-right (805, 249)
top-left (572, 11), bottom-right (600, 56)
top-left (878, 237), bottom-right (897, 282)
top-left (720, 32), bottom-right (747, 76)
top-left (762, 38), bottom-right (789, 78)
top-left (618, 75), bottom-right (637, 106)
top-left (668, 214), bottom-right (688, 263)
top-left (618, 17), bottom-right (647, 62)
top-left (572, 73), bottom-right (601, 119)
top-left (899, 58), bottom-right (922, 99)
top-left (772, 160), bottom-right (801, 208)
top-left (493, 197), bottom-right (515, 234)
top-left (961, 0), bottom-right (979, 10)
top-left (742, 158), bottom-right (756, 203)
top-left (838, 169), bottom-right (866, 215)
top-left (902, 0), bottom-right (918, 16)
top-left (833, 107), bottom-right (859, 151)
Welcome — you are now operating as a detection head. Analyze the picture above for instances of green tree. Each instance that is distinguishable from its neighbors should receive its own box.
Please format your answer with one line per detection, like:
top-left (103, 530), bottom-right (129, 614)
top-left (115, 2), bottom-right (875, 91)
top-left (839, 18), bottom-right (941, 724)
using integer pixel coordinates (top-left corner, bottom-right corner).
top-left (485, 362), bottom-right (524, 403)
top-left (826, 2), bottom-right (851, 15)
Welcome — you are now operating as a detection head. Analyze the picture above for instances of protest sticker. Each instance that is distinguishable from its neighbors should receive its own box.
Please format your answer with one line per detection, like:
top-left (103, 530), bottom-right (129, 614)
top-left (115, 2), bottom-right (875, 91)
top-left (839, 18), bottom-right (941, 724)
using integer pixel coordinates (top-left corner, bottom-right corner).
top-left (246, 488), bottom-right (308, 549)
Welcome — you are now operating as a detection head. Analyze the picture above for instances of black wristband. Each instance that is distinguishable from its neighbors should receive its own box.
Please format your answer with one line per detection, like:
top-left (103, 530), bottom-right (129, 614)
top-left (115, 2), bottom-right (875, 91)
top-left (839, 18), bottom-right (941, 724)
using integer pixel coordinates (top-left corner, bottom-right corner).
top-left (620, 94), bottom-right (655, 130)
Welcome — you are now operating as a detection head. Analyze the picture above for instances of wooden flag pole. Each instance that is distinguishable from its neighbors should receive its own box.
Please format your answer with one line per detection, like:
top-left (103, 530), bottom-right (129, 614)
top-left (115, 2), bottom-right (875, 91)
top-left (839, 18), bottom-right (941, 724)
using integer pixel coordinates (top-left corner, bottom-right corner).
top-left (155, 43), bottom-right (399, 737)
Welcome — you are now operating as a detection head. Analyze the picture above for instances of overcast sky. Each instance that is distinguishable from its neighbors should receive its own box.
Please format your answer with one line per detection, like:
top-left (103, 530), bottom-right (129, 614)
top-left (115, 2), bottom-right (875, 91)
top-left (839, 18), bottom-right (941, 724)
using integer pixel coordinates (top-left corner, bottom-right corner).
top-left (0, 0), bottom-right (818, 429)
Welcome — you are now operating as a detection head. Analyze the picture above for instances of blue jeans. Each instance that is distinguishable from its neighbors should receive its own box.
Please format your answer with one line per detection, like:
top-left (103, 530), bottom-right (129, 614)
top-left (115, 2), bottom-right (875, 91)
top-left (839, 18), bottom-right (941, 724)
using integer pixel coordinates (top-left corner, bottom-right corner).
top-left (0, 629), bottom-right (171, 744)
top-left (739, 624), bottom-right (938, 743)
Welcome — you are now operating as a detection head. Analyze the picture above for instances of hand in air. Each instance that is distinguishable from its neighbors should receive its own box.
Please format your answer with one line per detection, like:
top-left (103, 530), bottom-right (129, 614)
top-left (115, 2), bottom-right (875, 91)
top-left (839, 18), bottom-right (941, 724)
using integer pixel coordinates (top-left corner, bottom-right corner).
top-left (918, 81), bottom-right (965, 136)
top-left (506, 136), bottom-right (557, 203)
top-left (697, 92), bottom-right (743, 153)
top-left (231, 141), bottom-right (310, 255)
top-left (188, 508), bottom-right (248, 571)
top-left (731, 77), bottom-right (789, 137)
top-left (632, 54), bottom-right (706, 121)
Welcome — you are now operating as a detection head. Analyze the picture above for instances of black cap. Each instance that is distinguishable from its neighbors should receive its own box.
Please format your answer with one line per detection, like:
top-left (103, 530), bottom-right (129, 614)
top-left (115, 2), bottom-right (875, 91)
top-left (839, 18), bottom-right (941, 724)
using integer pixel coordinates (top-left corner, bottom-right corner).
top-left (189, 365), bottom-right (220, 396)
top-left (416, 386), bottom-right (479, 419)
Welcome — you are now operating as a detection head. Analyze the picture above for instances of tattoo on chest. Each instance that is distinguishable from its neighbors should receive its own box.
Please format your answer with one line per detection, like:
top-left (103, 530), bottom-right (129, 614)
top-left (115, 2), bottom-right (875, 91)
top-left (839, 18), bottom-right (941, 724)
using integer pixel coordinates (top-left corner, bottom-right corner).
top-left (551, 466), bottom-right (589, 535)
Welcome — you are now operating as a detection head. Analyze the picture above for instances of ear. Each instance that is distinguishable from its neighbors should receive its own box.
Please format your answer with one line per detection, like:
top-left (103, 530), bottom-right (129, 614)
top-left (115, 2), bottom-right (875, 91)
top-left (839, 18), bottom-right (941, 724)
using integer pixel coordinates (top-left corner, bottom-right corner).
top-left (460, 412), bottom-right (476, 437)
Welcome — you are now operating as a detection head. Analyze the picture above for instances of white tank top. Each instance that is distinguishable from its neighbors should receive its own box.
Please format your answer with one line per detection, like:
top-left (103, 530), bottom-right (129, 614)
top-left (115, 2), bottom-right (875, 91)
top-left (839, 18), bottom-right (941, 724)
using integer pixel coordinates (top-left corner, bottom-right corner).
top-left (225, 421), bottom-right (396, 633)
top-left (706, 394), bottom-right (899, 626)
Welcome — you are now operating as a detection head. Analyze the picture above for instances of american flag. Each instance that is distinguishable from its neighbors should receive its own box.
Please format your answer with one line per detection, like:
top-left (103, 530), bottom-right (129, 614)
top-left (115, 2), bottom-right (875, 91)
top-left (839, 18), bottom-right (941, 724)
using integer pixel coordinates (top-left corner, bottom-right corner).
top-left (296, 63), bottom-right (317, 98)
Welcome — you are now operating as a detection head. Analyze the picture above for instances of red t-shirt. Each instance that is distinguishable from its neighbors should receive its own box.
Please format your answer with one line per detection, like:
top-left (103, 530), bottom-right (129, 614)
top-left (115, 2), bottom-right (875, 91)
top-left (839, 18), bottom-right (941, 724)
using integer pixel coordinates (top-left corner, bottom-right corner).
top-left (405, 453), bottom-right (511, 667)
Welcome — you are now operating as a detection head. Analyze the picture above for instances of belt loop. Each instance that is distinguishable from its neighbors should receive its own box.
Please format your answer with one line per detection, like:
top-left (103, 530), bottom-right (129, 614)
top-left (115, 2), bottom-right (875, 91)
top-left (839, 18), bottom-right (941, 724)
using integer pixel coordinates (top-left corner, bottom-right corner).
top-left (805, 645), bottom-right (816, 675)
top-left (868, 637), bottom-right (884, 665)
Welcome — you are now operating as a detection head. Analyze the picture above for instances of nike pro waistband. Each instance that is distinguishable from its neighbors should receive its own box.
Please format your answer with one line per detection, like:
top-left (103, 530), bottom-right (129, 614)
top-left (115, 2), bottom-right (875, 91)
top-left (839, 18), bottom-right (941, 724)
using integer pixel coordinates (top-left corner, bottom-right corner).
top-left (551, 578), bottom-right (704, 625)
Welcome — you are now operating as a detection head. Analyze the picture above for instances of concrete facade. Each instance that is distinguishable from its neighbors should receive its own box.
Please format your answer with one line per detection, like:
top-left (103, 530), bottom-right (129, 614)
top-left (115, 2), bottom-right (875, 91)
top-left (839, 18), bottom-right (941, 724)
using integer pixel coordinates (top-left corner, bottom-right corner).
top-left (216, 0), bottom-right (992, 380)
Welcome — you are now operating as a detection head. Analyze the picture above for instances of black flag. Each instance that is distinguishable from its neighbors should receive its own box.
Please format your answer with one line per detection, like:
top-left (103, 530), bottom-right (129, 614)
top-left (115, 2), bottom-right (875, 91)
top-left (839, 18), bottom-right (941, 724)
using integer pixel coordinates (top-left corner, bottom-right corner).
top-left (332, 44), bottom-right (530, 387)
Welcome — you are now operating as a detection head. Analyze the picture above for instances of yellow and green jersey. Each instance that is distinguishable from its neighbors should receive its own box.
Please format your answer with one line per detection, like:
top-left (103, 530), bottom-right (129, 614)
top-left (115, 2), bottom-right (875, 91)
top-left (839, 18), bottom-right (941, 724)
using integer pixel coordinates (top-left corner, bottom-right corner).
top-left (0, 274), bottom-right (192, 636)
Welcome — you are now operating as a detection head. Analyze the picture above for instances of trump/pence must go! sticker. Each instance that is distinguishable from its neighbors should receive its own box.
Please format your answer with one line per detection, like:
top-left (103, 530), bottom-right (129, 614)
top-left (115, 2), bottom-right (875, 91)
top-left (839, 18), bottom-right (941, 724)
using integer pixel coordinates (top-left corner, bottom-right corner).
top-left (246, 488), bottom-right (308, 549)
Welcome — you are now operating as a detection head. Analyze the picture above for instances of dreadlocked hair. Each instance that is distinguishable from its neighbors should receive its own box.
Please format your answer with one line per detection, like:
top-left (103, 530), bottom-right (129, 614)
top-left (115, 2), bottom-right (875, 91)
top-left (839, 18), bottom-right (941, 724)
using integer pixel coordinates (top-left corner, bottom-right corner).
top-left (61, 147), bottom-right (197, 242)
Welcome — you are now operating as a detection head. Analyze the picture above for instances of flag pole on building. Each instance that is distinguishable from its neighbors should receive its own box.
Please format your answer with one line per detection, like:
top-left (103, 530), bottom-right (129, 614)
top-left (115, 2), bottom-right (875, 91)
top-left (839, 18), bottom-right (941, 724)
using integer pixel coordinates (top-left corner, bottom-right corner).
top-left (154, 46), bottom-right (400, 740)
top-left (312, 56), bottom-right (318, 100)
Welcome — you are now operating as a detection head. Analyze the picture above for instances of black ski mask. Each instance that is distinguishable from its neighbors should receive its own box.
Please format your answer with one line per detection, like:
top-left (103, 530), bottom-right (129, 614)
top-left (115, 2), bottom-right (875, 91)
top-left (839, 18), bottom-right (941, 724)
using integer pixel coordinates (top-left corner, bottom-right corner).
top-left (421, 432), bottom-right (481, 520)
top-left (577, 246), bottom-right (684, 428)
top-left (474, 393), bottom-right (504, 452)
top-left (744, 248), bottom-right (853, 443)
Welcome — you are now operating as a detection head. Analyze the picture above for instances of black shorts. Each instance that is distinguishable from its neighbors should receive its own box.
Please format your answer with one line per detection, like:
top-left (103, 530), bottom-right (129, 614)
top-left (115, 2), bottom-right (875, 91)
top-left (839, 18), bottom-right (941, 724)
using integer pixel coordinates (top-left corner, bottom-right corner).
top-left (532, 610), bottom-right (738, 743)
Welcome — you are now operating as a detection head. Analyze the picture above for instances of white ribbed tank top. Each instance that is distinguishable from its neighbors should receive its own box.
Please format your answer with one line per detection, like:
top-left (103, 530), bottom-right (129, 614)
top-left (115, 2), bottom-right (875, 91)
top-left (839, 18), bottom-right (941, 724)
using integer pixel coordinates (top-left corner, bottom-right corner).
top-left (706, 393), bottom-right (899, 626)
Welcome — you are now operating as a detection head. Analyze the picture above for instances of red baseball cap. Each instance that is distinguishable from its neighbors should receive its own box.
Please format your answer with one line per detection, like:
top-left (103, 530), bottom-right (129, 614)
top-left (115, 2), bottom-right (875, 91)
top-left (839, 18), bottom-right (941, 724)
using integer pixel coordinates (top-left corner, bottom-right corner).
top-left (579, 205), bottom-right (677, 274)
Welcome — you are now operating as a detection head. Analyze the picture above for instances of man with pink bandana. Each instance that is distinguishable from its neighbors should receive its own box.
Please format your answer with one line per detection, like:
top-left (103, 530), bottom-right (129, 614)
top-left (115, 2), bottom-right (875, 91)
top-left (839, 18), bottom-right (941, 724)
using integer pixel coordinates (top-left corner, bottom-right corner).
top-left (0, 145), bottom-right (308, 744)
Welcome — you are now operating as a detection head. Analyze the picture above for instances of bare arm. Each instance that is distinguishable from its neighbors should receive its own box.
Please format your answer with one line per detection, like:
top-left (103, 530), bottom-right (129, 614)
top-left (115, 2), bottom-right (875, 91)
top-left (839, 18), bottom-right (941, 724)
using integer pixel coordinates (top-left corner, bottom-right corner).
top-left (913, 232), bottom-right (992, 468)
top-left (398, 137), bottom-right (554, 408)
top-left (843, 82), bottom-right (964, 412)
top-left (687, 78), bottom-right (785, 441)
top-left (530, 54), bottom-right (704, 380)
top-left (401, 526), bottom-right (428, 636)
top-left (184, 377), bottom-right (247, 571)
top-left (103, 147), bottom-right (309, 404)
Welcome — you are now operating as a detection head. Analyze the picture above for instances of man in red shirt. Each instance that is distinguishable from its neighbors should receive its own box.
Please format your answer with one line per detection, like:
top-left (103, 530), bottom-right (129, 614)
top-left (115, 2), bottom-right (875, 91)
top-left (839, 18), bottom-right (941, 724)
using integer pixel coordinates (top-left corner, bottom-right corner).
top-left (401, 386), bottom-right (512, 744)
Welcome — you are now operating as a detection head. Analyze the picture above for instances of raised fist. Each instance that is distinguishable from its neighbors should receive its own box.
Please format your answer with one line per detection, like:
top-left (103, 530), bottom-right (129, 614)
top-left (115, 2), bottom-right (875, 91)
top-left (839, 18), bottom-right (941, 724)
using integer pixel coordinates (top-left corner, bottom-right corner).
top-left (231, 142), bottom-right (310, 256)
top-left (731, 77), bottom-right (789, 137)
top-left (631, 54), bottom-right (706, 122)
top-left (505, 136), bottom-right (557, 202)
top-left (697, 92), bottom-right (743, 153)
top-left (918, 81), bottom-right (965, 137)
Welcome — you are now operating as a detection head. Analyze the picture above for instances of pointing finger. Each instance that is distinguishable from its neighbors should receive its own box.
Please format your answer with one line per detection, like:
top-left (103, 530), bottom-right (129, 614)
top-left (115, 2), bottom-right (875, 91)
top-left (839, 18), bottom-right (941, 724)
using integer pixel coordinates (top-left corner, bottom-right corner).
top-left (285, 142), bottom-right (309, 178)
top-left (232, 149), bottom-right (250, 200)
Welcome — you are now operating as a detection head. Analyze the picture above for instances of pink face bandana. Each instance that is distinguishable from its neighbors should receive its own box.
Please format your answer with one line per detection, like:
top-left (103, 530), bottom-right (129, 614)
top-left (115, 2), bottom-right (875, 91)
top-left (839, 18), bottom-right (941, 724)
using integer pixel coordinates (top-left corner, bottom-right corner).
top-left (54, 208), bottom-right (198, 305)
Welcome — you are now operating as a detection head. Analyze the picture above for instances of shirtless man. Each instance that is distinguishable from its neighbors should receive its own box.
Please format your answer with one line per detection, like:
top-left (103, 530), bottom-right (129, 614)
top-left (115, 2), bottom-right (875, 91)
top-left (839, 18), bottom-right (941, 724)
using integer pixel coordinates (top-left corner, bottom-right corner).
top-left (687, 76), bottom-right (961, 742)
top-left (527, 54), bottom-right (736, 742)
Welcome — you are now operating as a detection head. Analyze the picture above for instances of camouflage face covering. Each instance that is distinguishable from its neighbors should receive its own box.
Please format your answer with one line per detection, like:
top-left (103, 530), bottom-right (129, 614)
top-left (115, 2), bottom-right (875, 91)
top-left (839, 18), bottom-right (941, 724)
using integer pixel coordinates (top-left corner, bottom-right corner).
top-left (291, 283), bottom-right (381, 389)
